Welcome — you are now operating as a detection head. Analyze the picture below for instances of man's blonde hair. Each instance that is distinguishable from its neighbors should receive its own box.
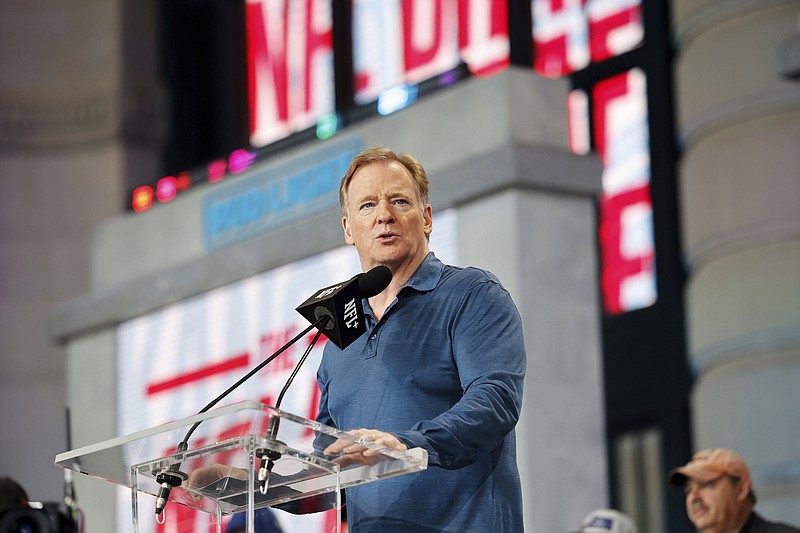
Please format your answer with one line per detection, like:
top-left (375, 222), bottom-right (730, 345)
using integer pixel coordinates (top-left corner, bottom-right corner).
top-left (339, 146), bottom-right (430, 218)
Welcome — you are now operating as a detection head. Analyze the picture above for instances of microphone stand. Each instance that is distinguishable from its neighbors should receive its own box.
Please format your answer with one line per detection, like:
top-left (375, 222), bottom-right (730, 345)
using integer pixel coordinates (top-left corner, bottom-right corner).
top-left (256, 325), bottom-right (327, 493)
top-left (154, 315), bottom-right (330, 519)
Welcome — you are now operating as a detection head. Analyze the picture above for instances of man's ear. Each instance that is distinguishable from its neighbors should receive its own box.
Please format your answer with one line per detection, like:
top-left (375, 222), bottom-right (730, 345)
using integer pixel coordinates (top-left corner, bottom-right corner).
top-left (423, 204), bottom-right (433, 236)
top-left (736, 478), bottom-right (752, 502)
top-left (343, 216), bottom-right (354, 245)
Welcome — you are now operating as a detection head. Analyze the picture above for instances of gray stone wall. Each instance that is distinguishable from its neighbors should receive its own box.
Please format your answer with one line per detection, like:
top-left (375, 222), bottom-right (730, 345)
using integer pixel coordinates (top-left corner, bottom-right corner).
top-left (673, 0), bottom-right (800, 524)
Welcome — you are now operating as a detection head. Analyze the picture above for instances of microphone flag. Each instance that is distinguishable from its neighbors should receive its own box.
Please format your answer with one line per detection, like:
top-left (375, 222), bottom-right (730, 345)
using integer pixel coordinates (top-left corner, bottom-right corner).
top-left (295, 265), bottom-right (391, 350)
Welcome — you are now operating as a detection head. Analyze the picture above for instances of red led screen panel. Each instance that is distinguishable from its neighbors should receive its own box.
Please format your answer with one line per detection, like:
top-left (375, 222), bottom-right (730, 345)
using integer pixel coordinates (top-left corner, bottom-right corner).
top-left (246, 0), bottom-right (335, 147)
top-left (352, 0), bottom-right (509, 104)
top-left (532, 0), bottom-right (643, 78)
top-left (592, 68), bottom-right (656, 314)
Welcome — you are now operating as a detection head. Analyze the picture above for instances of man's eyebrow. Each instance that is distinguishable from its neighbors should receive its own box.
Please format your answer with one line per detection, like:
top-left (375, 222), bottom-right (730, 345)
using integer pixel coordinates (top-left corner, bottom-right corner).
top-left (386, 188), bottom-right (417, 199)
top-left (352, 189), bottom-right (413, 202)
top-left (350, 192), bottom-right (377, 203)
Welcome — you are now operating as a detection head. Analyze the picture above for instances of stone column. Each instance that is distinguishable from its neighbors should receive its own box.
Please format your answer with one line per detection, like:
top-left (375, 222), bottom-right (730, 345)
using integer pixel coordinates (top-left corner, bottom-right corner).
top-left (673, 0), bottom-right (800, 524)
top-left (0, 2), bottom-right (163, 521)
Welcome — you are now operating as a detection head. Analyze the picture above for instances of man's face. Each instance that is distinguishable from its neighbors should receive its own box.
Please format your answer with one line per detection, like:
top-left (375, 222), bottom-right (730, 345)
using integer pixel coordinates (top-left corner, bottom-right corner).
top-left (684, 475), bottom-right (747, 532)
top-left (342, 161), bottom-right (432, 272)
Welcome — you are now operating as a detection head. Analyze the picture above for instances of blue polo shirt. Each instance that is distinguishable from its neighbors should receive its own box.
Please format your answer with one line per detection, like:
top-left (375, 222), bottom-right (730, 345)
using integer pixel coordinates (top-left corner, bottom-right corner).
top-left (316, 252), bottom-right (526, 532)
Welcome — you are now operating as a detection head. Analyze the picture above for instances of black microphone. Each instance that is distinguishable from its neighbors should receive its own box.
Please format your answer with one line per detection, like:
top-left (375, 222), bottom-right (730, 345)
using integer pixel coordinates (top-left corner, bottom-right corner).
top-left (357, 265), bottom-right (393, 297)
top-left (295, 265), bottom-right (392, 349)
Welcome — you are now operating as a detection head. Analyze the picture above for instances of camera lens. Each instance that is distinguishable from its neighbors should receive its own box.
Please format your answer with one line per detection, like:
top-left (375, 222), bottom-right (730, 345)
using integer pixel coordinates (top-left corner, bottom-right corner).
top-left (0, 508), bottom-right (49, 533)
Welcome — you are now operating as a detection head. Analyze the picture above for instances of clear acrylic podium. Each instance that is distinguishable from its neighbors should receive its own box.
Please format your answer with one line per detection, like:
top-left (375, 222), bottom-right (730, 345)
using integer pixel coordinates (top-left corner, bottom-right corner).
top-left (54, 401), bottom-right (428, 533)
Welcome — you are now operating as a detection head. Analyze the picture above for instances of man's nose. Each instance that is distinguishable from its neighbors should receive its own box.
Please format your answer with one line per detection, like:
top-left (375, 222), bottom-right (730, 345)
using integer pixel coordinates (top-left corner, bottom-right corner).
top-left (376, 200), bottom-right (395, 223)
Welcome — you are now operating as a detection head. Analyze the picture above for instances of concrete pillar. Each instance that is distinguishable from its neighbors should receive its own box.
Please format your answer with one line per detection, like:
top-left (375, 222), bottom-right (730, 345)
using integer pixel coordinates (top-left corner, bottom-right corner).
top-left (0, 0), bottom-right (124, 503)
top-left (0, 0), bottom-right (163, 515)
top-left (673, 0), bottom-right (800, 524)
top-left (459, 187), bottom-right (606, 532)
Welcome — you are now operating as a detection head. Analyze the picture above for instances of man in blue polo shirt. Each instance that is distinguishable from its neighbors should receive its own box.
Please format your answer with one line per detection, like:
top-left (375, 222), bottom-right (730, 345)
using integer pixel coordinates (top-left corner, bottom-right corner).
top-left (316, 146), bottom-right (527, 532)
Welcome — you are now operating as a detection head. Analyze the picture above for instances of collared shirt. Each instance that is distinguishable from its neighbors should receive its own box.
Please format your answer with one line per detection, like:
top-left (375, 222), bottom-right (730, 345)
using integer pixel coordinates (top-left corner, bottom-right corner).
top-left (743, 512), bottom-right (756, 532)
top-left (743, 512), bottom-right (800, 533)
top-left (316, 252), bottom-right (527, 532)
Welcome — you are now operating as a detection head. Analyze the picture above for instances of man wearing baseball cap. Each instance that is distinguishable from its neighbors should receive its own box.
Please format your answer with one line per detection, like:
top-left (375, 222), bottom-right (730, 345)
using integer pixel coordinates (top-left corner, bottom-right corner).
top-left (668, 448), bottom-right (800, 533)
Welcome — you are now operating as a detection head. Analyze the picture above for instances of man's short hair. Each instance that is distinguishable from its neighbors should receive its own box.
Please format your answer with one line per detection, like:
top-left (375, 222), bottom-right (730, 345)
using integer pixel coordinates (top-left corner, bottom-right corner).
top-left (339, 146), bottom-right (430, 217)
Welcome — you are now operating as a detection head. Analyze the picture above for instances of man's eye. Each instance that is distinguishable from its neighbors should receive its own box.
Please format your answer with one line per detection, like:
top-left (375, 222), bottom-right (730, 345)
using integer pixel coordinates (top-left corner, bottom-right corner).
top-left (360, 202), bottom-right (374, 209)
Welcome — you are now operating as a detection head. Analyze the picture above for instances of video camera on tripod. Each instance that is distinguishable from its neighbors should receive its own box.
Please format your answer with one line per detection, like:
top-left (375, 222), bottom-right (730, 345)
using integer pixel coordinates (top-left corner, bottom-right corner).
top-left (0, 413), bottom-right (83, 533)
top-left (0, 501), bottom-right (79, 533)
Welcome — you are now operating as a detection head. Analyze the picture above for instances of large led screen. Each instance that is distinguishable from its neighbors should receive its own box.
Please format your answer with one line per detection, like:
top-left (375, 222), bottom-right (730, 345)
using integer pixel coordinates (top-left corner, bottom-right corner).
top-left (246, 0), bottom-right (336, 147)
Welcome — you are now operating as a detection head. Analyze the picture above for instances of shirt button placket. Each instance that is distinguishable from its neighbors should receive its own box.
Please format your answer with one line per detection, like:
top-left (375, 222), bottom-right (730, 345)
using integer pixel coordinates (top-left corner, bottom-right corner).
top-left (367, 330), bottom-right (378, 358)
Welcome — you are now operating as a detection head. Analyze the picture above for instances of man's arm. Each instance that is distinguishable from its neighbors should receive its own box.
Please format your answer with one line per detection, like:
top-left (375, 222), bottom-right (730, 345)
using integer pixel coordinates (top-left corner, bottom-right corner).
top-left (392, 277), bottom-right (526, 469)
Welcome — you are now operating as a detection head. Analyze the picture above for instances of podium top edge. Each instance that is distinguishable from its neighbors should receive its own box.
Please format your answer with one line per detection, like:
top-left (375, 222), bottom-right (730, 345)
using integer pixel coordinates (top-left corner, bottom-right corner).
top-left (55, 401), bottom-right (279, 464)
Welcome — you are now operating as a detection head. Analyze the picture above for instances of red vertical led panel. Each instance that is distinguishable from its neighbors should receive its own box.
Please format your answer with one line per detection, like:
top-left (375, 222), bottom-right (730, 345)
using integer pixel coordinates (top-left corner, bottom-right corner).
top-left (593, 69), bottom-right (656, 314)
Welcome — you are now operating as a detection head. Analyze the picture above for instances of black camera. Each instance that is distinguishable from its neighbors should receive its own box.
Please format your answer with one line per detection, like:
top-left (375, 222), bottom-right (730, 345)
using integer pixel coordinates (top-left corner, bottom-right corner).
top-left (0, 502), bottom-right (79, 533)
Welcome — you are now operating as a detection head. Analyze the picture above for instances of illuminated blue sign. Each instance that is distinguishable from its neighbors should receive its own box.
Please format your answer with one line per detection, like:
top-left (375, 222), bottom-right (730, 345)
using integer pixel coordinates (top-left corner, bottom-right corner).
top-left (202, 137), bottom-right (363, 250)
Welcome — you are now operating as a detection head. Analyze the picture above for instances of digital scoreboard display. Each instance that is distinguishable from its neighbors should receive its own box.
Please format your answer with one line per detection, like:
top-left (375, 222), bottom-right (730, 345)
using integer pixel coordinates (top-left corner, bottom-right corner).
top-left (351, 0), bottom-right (509, 103)
top-left (533, 0), bottom-right (650, 314)
top-left (243, 0), bottom-right (511, 145)
top-left (245, 0), bottom-right (336, 148)
top-left (532, 0), bottom-right (643, 77)
top-left (134, 0), bottom-right (653, 318)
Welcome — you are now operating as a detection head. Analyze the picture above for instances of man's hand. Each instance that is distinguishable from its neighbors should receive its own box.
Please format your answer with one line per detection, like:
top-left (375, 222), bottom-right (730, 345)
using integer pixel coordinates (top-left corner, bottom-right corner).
top-left (323, 428), bottom-right (408, 467)
top-left (186, 463), bottom-right (248, 489)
